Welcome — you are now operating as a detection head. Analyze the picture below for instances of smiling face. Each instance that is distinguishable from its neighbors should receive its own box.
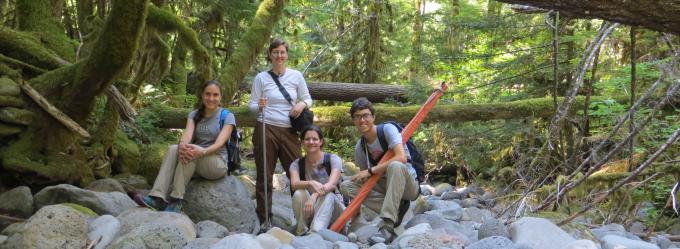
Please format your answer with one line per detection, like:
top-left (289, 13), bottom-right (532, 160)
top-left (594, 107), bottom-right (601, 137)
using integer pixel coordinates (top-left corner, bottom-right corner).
top-left (302, 129), bottom-right (323, 154)
top-left (268, 45), bottom-right (288, 67)
top-left (201, 83), bottom-right (222, 111)
top-left (352, 108), bottom-right (375, 134)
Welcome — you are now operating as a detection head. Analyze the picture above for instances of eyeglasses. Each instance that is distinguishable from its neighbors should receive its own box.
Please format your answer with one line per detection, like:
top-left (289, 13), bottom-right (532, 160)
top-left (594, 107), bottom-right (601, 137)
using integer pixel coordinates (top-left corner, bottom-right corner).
top-left (352, 113), bottom-right (373, 121)
top-left (271, 51), bottom-right (287, 57)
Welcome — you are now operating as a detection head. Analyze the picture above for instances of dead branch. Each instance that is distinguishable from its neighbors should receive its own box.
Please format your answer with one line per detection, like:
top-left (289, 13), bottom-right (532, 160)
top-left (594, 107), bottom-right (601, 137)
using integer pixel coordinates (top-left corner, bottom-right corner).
top-left (18, 80), bottom-right (91, 138)
top-left (558, 126), bottom-right (680, 226)
top-left (536, 50), bottom-right (680, 211)
top-left (105, 85), bottom-right (136, 122)
top-left (0, 213), bottom-right (24, 222)
top-left (539, 80), bottom-right (680, 212)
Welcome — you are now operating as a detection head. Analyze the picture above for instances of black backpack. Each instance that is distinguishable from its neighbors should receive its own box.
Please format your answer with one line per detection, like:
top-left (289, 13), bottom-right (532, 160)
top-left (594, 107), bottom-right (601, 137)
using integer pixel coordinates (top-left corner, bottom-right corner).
top-left (361, 121), bottom-right (426, 183)
top-left (298, 152), bottom-right (341, 191)
top-left (218, 108), bottom-right (241, 174)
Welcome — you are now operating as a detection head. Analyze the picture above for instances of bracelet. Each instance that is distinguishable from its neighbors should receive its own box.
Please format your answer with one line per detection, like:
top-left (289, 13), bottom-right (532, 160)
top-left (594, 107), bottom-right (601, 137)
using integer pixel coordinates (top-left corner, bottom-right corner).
top-left (367, 167), bottom-right (373, 176)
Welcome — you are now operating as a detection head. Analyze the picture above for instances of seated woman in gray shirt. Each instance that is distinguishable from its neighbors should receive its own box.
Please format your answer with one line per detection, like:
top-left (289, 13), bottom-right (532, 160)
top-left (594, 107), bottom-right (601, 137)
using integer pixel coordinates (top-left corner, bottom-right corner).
top-left (289, 125), bottom-right (345, 235)
top-left (133, 80), bottom-right (236, 212)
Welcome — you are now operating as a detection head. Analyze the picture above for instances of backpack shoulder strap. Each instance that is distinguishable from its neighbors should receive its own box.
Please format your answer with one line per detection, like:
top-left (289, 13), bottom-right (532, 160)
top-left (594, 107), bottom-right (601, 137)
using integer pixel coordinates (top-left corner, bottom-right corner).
top-left (219, 108), bottom-right (229, 130)
top-left (322, 152), bottom-right (332, 176)
top-left (298, 157), bottom-right (306, 181)
top-left (376, 123), bottom-right (389, 152)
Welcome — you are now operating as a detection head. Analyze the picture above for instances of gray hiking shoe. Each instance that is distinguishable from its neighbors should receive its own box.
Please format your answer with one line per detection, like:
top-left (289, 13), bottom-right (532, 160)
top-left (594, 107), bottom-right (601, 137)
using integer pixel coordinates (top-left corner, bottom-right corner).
top-left (368, 219), bottom-right (396, 245)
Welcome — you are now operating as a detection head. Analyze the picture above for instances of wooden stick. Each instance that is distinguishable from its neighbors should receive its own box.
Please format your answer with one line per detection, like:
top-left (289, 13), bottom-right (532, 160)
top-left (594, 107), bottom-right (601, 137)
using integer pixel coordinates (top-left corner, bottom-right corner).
top-left (18, 80), bottom-right (91, 138)
top-left (85, 236), bottom-right (102, 249)
top-left (0, 213), bottom-right (25, 222)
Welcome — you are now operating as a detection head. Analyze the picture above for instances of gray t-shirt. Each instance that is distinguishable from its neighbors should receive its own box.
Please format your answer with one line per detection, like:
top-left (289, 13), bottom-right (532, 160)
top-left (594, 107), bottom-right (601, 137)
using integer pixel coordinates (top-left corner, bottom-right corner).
top-left (354, 123), bottom-right (417, 178)
top-left (188, 107), bottom-right (236, 160)
top-left (290, 153), bottom-right (343, 184)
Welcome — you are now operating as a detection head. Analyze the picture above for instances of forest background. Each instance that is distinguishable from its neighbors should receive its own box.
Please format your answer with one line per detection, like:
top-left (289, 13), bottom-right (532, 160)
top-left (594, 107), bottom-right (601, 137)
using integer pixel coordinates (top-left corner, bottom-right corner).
top-left (0, 0), bottom-right (678, 230)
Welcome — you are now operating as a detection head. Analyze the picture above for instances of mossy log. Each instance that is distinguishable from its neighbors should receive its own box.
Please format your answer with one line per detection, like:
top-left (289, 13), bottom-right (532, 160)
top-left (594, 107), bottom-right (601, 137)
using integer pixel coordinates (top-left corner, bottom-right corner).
top-left (154, 95), bottom-right (630, 128)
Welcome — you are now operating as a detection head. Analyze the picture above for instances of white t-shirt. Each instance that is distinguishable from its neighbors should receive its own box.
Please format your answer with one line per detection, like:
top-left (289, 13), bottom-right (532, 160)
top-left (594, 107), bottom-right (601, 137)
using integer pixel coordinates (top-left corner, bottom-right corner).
top-left (249, 69), bottom-right (312, 128)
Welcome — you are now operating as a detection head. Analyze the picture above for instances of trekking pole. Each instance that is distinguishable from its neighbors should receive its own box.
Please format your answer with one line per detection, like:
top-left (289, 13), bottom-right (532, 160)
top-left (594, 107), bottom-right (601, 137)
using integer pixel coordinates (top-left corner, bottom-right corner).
top-left (261, 101), bottom-right (271, 229)
top-left (330, 82), bottom-right (448, 232)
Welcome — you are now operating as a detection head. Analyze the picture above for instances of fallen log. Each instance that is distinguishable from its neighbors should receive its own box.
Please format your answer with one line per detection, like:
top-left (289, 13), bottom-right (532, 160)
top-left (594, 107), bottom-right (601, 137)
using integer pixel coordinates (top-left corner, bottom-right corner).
top-left (153, 95), bottom-right (630, 128)
top-left (239, 81), bottom-right (409, 103)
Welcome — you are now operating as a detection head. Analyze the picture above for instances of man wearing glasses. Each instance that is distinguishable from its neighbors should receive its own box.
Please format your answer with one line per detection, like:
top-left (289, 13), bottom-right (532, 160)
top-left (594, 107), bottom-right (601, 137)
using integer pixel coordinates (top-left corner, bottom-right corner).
top-left (340, 97), bottom-right (420, 244)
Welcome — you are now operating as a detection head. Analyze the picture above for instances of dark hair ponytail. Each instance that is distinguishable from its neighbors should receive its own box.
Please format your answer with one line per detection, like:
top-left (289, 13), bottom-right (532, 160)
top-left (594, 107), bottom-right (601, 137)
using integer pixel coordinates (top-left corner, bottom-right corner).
top-left (193, 80), bottom-right (223, 123)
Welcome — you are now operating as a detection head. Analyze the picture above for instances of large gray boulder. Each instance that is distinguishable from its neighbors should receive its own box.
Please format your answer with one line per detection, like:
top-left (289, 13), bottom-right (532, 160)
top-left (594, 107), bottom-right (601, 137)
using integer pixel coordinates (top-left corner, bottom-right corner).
top-left (291, 233), bottom-right (328, 249)
top-left (211, 233), bottom-right (264, 249)
top-left (88, 215), bottom-right (121, 249)
top-left (591, 223), bottom-right (641, 241)
top-left (117, 207), bottom-right (196, 239)
top-left (478, 218), bottom-right (509, 239)
top-left (256, 233), bottom-right (281, 249)
top-left (2, 204), bottom-right (89, 249)
top-left (466, 236), bottom-right (514, 249)
top-left (86, 178), bottom-right (126, 193)
top-left (184, 176), bottom-right (259, 234)
top-left (601, 235), bottom-right (660, 249)
top-left (405, 214), bottom-right (477, 242)
top-left (0, 186), bottom-right (33, 217)
top-left (183, 238), bottom-right (220, 249)
top-left (509, 217), bottom-right (575, 249)
top-left (108, 222), bottom-right (190, 249)
top-left (34, 184), bottom-right (136, 216)
top-left (197, 220), bottom-right (230, 238)
top-left (0, 186), bottom-right (33, 231)
top-left (560, 239), bottom-right (599, 249)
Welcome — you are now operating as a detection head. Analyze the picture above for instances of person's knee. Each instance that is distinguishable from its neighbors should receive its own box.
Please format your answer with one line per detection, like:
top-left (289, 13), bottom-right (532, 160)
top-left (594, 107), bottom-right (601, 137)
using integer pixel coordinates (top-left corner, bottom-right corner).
top-left (386, 161), bottom-right (407, 174)
top-left (292, 189), bottom-right (308, 202)
top-left (340, 180), bottom-right (355, 197)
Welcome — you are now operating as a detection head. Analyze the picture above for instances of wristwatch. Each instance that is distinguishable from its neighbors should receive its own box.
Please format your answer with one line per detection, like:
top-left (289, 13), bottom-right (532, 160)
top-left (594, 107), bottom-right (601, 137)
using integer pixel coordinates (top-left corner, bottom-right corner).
top-left (367, 167), bottom-right (373, 176)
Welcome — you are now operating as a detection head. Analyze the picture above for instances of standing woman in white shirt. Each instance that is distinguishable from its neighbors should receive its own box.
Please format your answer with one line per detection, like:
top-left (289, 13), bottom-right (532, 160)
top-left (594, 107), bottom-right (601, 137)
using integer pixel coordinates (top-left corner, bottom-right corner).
top-left (249, 39), bottom-right (312, 226)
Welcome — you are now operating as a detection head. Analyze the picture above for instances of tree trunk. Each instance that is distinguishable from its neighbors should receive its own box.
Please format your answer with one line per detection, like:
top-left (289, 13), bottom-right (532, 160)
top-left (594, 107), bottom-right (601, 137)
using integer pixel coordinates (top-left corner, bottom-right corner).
top-left (154, 95), bottom-right (631, 129)
top-left (496, 0), bottom-right (680, 34)
top-left (409, 0), bottom-right (423, 79)
top-left (1, 0), bottom-right (149, 186)
top-left (364, 0), bottom-right (381, 83)
top-left (218, 0), bottom-right (285, 101)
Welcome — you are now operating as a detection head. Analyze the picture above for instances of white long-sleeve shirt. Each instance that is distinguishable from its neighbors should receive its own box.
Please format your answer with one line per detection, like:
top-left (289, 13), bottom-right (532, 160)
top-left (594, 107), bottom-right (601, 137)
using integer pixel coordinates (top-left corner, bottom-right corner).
top-left (249, 69), bottom-right (312, 128)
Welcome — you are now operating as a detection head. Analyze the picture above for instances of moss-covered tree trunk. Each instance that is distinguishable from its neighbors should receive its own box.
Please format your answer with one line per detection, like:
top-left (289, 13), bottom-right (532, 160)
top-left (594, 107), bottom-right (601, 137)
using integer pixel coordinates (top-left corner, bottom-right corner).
top-left (218, 0), bottom-right (284, 101)
top-left (1, 0), bottom-right (149, 186)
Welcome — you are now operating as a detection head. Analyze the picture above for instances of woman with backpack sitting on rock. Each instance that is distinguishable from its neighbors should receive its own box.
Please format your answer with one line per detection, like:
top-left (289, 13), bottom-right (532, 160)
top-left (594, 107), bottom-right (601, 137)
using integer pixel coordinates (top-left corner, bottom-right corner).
top-left (289, 125), bottom-right (345, 235)
top-left (133, 80), bottom-right (236, 212)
